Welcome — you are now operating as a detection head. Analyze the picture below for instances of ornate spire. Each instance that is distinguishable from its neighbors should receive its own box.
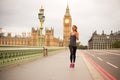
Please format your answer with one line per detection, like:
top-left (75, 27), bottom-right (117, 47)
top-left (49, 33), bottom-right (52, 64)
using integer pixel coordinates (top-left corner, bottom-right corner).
top-left (66, 5), bottom-right (70, 13)
top-left (65, 4), bottom-right (71, 17)
top-left (67, 2), bottom-right (69, 9)
top-left (111, 30), bottom-right (113, 35)
top-left (102, 30), bottom-right (104, 35)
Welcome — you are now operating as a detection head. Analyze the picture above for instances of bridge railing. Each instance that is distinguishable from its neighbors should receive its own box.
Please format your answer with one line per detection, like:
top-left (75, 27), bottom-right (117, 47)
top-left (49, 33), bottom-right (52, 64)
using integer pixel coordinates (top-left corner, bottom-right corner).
top-left (0, 48), bottom-right (44, 68)
top-left (0, 47), bottom-right (65, 68)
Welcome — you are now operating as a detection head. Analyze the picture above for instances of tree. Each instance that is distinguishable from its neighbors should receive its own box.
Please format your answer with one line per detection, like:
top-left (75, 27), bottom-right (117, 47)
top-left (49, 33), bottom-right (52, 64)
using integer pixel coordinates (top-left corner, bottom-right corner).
top-left (112, 40), bottom-right (120, 48)
top-left (77, 45), bottom-right (88, 49)
top-left (76, 42), bottom-right (88, 49)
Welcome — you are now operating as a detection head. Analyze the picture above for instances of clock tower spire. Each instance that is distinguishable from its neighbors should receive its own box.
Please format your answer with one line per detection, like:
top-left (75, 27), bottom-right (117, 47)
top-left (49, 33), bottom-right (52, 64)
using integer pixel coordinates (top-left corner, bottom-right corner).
top-left (63, 5), bottom-right (72, 47)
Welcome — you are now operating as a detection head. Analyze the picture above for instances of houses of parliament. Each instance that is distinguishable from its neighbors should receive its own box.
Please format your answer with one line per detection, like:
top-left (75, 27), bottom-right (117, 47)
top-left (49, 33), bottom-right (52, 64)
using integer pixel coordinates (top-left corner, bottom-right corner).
top-left (0, 6), bottom-right (72, 47)
top-left (0, 27), bottom-right (63, 46)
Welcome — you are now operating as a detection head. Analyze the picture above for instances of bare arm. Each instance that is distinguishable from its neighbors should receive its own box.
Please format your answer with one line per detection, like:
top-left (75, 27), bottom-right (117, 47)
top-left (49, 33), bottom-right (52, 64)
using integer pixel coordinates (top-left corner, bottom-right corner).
top-left (76, 32), bottom-right (79, 40)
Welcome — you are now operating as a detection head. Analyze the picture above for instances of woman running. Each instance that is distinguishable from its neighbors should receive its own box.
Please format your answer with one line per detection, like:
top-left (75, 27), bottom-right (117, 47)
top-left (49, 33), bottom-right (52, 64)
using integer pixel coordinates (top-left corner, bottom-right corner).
top-left (69, 25), bottom-right (79, 68)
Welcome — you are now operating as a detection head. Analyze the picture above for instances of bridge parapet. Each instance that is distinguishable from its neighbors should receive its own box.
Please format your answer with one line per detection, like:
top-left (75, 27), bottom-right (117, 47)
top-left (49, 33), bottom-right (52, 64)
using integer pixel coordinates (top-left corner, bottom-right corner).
top-left (0, 47), bottom-right (65, 68)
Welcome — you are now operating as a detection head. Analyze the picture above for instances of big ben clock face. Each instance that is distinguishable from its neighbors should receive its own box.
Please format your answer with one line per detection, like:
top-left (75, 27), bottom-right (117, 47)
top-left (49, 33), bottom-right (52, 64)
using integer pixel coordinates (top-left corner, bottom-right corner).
top-left (65, 19), bottom-right (69, 23)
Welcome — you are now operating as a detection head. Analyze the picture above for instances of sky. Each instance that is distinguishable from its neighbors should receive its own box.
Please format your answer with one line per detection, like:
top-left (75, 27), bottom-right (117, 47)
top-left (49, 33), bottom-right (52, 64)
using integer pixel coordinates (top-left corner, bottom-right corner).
top-left (0, 0), bottom-right (120, 45)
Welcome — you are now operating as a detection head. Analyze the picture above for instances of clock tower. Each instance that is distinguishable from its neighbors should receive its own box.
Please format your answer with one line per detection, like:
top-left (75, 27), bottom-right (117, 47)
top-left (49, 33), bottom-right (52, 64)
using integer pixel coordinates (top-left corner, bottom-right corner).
top-left (63, 5), bottom-right (72, 47)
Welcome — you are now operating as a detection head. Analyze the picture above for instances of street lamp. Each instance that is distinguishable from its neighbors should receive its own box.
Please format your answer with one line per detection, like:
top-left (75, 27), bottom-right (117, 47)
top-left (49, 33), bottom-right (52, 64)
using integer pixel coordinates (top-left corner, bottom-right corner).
top-left (106, 35), bottom-right (110, 49)
top-left (38, 6), bottom-right (45, 46)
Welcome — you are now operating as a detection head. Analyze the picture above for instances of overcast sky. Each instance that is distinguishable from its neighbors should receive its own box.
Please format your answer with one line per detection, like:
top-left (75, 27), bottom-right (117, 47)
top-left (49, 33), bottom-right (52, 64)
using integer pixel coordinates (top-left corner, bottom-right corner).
top-left (0, 0), bottom-right (120, 45)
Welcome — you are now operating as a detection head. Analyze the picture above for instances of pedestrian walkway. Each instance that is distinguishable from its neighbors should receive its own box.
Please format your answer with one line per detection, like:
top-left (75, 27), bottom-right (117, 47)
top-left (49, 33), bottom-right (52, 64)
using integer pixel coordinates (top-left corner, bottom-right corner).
top-left (0, 50), bottom-right (93, 80)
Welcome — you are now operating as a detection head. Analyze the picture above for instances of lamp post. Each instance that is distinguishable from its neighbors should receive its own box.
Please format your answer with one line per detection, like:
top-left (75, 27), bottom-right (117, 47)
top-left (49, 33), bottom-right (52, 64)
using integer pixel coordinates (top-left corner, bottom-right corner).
top-left (106, 36), bottom-right (110, 49)
top-left (38, 6), bottom-right (45, 47)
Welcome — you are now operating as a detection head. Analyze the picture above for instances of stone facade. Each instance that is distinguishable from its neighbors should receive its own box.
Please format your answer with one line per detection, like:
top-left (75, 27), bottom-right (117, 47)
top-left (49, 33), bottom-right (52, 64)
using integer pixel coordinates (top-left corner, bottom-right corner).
top-left (88, 31), bottom-right (120, 49)
top-left (44, 28), bottom-right (63, 46)
top-left (0, 27), bottom-right (63, 47)
top-left (63, 6), bottom-right (72, 47)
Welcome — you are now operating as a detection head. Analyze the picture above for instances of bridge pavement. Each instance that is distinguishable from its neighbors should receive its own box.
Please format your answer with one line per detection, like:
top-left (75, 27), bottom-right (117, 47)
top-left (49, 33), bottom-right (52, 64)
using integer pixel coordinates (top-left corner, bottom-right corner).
top-left (0, 50), bottom-right (94, 80)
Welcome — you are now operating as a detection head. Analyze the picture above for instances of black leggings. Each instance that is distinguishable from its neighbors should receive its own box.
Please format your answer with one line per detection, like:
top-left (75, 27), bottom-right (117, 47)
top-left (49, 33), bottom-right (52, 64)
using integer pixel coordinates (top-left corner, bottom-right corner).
top-left (69, 45), bottom-right (77, 63)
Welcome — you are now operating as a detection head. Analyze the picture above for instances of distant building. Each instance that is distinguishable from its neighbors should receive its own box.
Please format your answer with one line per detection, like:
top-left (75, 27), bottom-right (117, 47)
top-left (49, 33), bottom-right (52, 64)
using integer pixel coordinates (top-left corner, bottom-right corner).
top-left (0, 27), bottom-right (63, 47)
top-left (88, 31), bottom-right (120, 49)
top-left (44, 28), bottom-right (63, 46)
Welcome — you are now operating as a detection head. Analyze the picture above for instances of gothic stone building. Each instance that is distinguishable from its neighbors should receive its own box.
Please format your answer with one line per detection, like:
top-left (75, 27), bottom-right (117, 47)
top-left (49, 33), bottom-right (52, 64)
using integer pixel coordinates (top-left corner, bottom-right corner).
top-left (88, 31), bottom-right (120, 49)
top-left (44, 28), bottom-right (63, 46)
top-left (0, 27), bottom-right (63, 47)
top-left (63, 5), bottom-right (72, 47)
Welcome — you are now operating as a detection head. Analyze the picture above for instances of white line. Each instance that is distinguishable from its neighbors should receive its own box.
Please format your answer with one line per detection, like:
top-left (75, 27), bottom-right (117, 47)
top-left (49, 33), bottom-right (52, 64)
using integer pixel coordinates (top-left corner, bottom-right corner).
top-left (107, 52), bottom-right (120, 56)
top-left (91, 54), bottom-right (95, 57)
top-left (97, 57), bottom-right (103, 61)
top-left (106, 62), bottom-right (119, 69)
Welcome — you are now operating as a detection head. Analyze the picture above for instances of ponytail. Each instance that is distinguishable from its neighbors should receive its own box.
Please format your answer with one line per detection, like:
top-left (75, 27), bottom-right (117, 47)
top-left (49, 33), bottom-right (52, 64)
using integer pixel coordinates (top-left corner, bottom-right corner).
top-left (73, 25), bottom-right (77, 32)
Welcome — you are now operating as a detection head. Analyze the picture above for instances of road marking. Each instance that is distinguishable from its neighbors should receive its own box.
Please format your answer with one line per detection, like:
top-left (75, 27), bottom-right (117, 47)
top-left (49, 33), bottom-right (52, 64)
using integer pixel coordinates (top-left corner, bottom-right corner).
top-left (106, 62), bottom-right (119, 69)
top-left (97, 57), bottom-right (103, 61)
top-left (81, 52), bottom-right (117, 80)
top-left (91, 54), bottom-right (95, 57)
top-left (107, 52), bottom-right (120, 56)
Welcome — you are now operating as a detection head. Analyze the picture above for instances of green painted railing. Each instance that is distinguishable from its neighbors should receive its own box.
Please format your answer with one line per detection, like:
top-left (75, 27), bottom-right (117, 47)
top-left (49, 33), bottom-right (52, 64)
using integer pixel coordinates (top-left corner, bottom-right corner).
top-left (0, 47), bottom-right (65, 68)
top-left (0, 48), bottom-right (44, 68)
